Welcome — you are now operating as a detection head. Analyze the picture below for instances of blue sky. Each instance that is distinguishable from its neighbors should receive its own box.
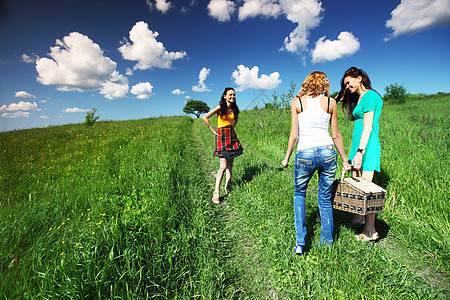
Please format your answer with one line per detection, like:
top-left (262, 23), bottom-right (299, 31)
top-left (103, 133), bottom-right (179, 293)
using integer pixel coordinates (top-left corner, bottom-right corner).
top-left (1, 0), bottom-right (449, 132)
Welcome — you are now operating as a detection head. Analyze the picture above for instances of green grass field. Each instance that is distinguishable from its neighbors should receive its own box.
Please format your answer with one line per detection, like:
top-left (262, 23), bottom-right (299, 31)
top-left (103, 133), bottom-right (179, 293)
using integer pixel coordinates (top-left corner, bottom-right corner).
top-left (1, 94), bottom-right (449, 299)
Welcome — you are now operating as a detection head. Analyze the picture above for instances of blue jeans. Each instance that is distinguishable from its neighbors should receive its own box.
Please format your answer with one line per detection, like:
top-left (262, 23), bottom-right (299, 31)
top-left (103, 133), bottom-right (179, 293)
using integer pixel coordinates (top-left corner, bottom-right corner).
top-left (294, 145), bottom-right (337, 246)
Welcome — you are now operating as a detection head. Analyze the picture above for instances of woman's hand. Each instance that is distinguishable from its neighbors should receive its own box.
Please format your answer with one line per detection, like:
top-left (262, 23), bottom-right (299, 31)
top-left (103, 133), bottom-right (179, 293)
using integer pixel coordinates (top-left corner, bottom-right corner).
top-left (352, 152), bottom-right (363, 170)
top-left (343, 160), bottom-right (352, 172)
top-left (281, 158), bottom-right (289, 168)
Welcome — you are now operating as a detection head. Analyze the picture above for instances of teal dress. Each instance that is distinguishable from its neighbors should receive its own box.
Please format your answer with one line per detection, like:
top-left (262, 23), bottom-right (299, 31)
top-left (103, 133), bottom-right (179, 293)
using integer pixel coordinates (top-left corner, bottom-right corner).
top-left (349, 90), bottom-right (383, 172)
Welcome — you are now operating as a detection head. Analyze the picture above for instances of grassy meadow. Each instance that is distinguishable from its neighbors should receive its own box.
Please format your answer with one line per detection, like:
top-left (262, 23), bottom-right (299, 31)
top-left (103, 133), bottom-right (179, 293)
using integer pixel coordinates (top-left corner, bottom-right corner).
top-left (0, 93), bottom-right (449, 299)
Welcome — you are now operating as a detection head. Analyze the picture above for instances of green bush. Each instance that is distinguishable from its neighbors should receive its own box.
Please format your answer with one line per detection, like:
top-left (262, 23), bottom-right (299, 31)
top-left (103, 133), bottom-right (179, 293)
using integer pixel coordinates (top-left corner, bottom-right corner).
top-left (85, 108), bottom-right (100, 126)
top-left (384, 83), bottom-right (407, 103)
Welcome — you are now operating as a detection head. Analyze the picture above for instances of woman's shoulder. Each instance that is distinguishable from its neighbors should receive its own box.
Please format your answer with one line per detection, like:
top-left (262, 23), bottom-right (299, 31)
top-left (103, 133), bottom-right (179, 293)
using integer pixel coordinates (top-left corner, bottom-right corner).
top-left (364, 89), bottom-right (382, 100)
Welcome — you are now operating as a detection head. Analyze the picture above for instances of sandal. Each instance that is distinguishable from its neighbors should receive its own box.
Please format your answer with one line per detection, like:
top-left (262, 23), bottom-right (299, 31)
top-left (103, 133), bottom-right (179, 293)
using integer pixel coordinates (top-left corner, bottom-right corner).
top-left (356, 232), bottom-right (379, 242)
top-left (212, 192), bottom-right (220, 204)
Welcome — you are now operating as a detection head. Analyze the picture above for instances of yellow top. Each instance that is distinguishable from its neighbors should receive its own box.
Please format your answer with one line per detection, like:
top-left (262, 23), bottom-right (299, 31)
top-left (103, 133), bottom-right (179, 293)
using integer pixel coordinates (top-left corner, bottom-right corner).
top-left (217, 111), bottom-right (234, 128)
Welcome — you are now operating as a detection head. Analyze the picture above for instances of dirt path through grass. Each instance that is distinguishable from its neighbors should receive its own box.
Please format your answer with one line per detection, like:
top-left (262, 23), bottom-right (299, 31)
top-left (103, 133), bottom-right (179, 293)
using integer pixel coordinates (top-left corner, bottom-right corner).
top-left (192, 119), bottom-right (281, 298)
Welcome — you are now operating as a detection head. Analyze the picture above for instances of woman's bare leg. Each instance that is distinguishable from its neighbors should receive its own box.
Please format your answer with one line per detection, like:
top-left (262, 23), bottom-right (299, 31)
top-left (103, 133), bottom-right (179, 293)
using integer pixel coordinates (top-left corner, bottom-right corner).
top-left (360, 170), bottom-right (377, 236)
top-left (215, 158), bottom-right (227, 194)
top-left (224, 158), bottom-right (234, 192)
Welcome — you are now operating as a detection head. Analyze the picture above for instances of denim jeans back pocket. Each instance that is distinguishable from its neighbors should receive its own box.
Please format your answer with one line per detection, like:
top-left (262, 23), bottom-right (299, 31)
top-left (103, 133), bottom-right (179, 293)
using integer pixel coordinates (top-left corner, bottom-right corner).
top-left (297, 157), bottom-right (313, 165)
top-left (324, 154), bottom-right (336, 164)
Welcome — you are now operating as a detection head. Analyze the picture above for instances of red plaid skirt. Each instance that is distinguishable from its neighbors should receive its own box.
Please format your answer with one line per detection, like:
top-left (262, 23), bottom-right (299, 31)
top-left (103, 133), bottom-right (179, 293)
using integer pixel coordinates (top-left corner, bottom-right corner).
top-left (214, 125), bottom-right (243, 159)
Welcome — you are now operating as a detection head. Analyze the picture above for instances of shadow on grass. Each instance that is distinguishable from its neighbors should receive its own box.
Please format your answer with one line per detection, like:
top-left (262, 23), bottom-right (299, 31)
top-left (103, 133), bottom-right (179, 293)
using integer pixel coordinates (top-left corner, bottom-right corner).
top-left (333, 210), bottom-right (391, 241)
top-left (239, 162), bottom-right (268, 184)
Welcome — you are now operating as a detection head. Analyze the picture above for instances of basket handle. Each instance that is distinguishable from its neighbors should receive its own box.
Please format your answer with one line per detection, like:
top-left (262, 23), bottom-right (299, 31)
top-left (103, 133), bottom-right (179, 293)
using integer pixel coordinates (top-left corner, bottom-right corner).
top-left (340, 166), bottom-right (361, 181)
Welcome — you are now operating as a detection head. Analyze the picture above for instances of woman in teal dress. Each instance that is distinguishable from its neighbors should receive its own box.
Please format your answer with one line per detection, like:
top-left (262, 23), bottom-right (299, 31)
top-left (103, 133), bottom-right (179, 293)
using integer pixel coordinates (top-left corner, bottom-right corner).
top-left (336, 67), bottom-right (383, 242)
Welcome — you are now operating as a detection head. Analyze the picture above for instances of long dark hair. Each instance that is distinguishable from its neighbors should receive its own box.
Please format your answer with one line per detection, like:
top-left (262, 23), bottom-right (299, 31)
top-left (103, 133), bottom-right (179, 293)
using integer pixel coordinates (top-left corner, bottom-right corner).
top-left (336, 67), bottom-right (373, 121)
top-left (219, 87), bottom-right (239, 120)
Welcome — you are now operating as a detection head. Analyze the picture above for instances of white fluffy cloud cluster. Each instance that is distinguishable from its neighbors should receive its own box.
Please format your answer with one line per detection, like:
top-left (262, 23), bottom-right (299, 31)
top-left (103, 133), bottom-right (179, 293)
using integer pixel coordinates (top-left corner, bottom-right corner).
top-left (31, 21), bottom-right (188, 102)
top-left (385, 0), bottom-right (450, 40)
top-left (118, 21), bottom-right (187, 70)
top-left (35, 32), bottom-right (129, 100)
top-left (0, 101), bottom-right (41, 118)
top-left (207, 0), bottom-right (324, 57)
top-left (192, 67), bottom-right (211, 92)
top-left (130, 82), bottom-right (154, 99)
top-left (0, 101), bottom-right (40, 112)
top-left (232, 65), bottom-right (281, 91)
top-left (311, 32), bottom-right (360, 63)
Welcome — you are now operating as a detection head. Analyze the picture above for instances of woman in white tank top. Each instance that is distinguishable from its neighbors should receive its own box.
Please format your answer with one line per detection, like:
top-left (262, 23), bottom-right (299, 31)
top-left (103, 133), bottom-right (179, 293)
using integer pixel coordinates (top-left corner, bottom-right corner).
top-left (282, 71), bottom-right (351, 255)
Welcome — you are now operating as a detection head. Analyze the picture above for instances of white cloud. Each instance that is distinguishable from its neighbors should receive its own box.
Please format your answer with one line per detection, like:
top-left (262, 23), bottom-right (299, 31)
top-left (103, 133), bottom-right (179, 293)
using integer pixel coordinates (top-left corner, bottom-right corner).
top-left (386, 0), bottom-right (450, 40)
top-left (146, 0), bottom-right (172, 13)
top-left (40, 115), bottom-right (49, 119)
top-left (279, 0), bottom-right (323, 55)
top-left (232, 65), bottom-right (281, 91)
top-left (130, 82), bottom-right (154, 99)
top-left (21, 53), bottom-right (39, 63)
top-left (118, 21), bottom-right (187, 70)
top-left (208, 0), bottom-right (236, 21)
top-left (156, 0), bottom-right (172, 13)
top-left (14, 91), bottom-right (36, 99)
top-left (192, 67), bottom-right (211, 92)
top-left (1, 111), bottom-right (31, 118)
top-left (100, 71), bottom-right (129, 100)
top-left (185, 95), bottom-right (191, 99)
top-left (238, 0), bottom-right (281, 20)
top-left (125, 68), bottom-right (133, 76)
top-left (63, 107), bottom-right (90, 113)
top-left (35, 32), bottom-right (129, 99)
top-left (0, 101), bottom-right (40, 111)
top-left (210, 0), bottom-right (323, 57)
top-left (311, 31), bottom-right (360, 63)
top-left (172, 88), bottom-right (186, 95)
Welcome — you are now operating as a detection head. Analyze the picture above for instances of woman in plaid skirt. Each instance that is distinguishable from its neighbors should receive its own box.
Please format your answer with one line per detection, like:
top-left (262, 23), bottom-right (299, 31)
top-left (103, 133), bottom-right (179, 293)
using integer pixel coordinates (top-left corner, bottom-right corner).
top-left (202, 87), bottom-right (243, 204)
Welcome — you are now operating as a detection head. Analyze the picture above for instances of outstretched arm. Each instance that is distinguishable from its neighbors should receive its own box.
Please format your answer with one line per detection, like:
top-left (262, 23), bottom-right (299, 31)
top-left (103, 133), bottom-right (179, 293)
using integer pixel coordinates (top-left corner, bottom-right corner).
top-left (329, 98), bottom-right (351, 172)
top-left (282, 98), bottom-right (300, 168)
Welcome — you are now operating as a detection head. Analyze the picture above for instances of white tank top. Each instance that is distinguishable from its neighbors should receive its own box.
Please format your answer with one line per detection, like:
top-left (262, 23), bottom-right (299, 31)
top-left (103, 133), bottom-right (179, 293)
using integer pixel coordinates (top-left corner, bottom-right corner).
top-left (297, 95), bottom-right (333, 151)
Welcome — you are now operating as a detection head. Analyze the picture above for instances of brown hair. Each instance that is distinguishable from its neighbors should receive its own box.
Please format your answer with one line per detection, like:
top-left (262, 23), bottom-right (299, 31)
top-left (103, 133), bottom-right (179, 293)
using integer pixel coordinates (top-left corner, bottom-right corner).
top-left (336, 67), bottom-right (373, 121)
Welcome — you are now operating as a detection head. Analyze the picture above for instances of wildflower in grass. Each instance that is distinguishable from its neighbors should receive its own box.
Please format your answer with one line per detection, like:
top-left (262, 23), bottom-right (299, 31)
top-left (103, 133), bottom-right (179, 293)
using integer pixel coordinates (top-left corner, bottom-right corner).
top-left (60, 252), bottom-right (64, 256)
top-left (92, 232), bottom-right (95, 235)
top-left (87, 218), bottom-right (90, 221)
top-left (57, 226), bottom-right (61, 230)
top-left (61, 222), bottom-right (65, 225)
top-left (75, 243), bottom-right (79, 247)
top-left (62, 241), bottom-right (65, 244)
top-left (87, 208), bottom-right (90, 211)
top-left (49, 228), bottom-right (52, 231)
top-left (66, 218), bottom-right (70, 221)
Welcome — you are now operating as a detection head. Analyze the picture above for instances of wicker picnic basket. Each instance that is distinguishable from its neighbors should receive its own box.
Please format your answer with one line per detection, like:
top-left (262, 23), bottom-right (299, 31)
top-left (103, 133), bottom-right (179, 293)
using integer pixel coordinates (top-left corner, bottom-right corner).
top-left (332, 169), bottom-right (386, 215)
